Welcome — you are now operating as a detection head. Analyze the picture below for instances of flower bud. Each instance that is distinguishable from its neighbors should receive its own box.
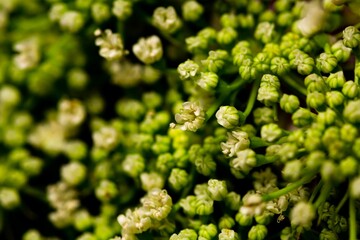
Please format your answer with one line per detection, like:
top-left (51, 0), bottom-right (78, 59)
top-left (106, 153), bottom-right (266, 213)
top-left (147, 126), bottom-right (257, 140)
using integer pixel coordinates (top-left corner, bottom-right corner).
top-left (133, 35), bottom-right (163, 64)
top-left (207, 179), bottom-right (228, 201)
top-left (316, 53), bottom-right (338, 73)
top-left (91, 2), bottom-right (110, 23)
top-left (218, 229), bottom-right (239, 240)
top-left (340, 156), bottom-right (358, 177)
top-left (182, 1), bottom-right (204, 22)
top-left (330, 40), bottom-right (352, 62)
top-left (61, 162), bottom-right (87, 186)
top-left (195, 72), bottom-right (218, 91)
top-left (306, 91), bottom-right (326, 110)
top-left (254, 22), bottom-right (276, 44)
top-left (261, 123), bottom-right (283, 142)
top-left (219, 214), bottom-right (235, 229)
top-left (153, 6), bottom-right (181, 34)
top-left (326, 71), bottom-right (346, 89)
top-left (112, 0), bottom-right (132, 20)
top-left (342, 26), bottom-right (360, 48)
top-left (326, 91), bottom-right (344, 108)
top-left (280, 94), bottom-right (300, 113)
top-left (95, 180), bottom-right (118, 202)
top-left (350, 177), bottom-right (360, 199)
top-left (60, 11), bottom-right (84, 33)
top-left (270, 57), bottom-right (290, 76)
top-left (235, 211), bottom-right (253, 226)
top-left (169, 168), bottom-right (189, 191)
top-left (199, 223), bottom-right (218, 239)
top-left (253, 107), bottom-right (275, 126)
top-left (0, 188), bottom-right (20, 209)
top-left (248, 224), bottom-right (268, 240)
top-left (217, 27), bottom-right (238, 45)
top-left (177, 59), bottom-right (199, 80)
top-left (292, 108), bottom-right (314, 127)
top-left (122, 154), bottom-right (145, 178)
top-left (304, 73), bottom-right (328, 93)
top-left (289, 201), bottom-right (315, 229)
top-left (283, 160), bottom-right (303, 182)
top-left (343, 99), bottom-right (360, 124)
top-left (342, 81), bottom-right (359, 99)
top-left (216, 106), bottom-right (240, 129)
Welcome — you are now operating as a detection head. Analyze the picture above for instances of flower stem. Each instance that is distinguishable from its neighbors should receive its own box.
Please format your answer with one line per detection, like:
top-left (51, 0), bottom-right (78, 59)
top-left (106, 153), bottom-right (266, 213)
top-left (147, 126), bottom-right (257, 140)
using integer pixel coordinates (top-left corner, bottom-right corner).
top-left (349, 196), bottom-right (357, 240)
top-left (255, 154), bottom-right (279, 167)
top-left (243, 78), bottom-right (260, 119)
top-left (314, 183), bottom-right (332, 209)
top-left (336, 190), bottom-right (349, 213)
top-left (281, 73), bottom-right (307, 96)
top-left (21, 186), bottom-right (47, 203)
top-left (309, 180), bottom-right (323, 203)
top-left (262, 172), bottom-right (316, 202)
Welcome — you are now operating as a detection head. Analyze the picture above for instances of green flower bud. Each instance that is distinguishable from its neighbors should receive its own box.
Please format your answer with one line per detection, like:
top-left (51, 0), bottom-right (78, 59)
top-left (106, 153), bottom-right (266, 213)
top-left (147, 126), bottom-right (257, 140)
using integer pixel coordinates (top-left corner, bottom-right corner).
top-left (248, 225), bottom-right (268, 240)
top-left (61, 162), bottom-right (87, 186)
top-left (304, 126), bottom-right (323, 151)
top-left (49, 3), bottom-right (67, 22)
top-left (230, 149), bottom-right (257, 176)
top-left (95, 180), bottom-right (118, 202)
top-left (20, 156), bottom-right (43, 176)
top-left (254, 211), bottom-right (273, 225)
top-left (259, 9), bottom-right (276, 22)
top-left (322, 126), bottom-right (340, 147)
top-left (133, 35), bottom-right (163, 64)
top-left (342, 81), bottom-right (359, 99)
top-left (305, 73), bottom-right (328, 93)
top-left (292, 108), bottom-right (314, 127)
top-left (60, 11), bottom-right (84, 33)
top-left (122, 153), bottom-right (145, 178)
top-left (199, 223), bottom-right (218, 239)
top-left (317, 108), bottom-right (337, 126)
top-left (195, 154), bottom-right (216, 176)
top-left (340, 123), bottom-right (358, 143)
top-left (342, 26), bottom-right (360, 48)
top-left (207, 179), bottom-right (228, 201)
top-left (216, 106), bottom-right (240, 129)
top-left (343, 99), bottom-right (360, 124)
top-left (195, 72), bottom-right (219, 91)
top-left (198, 27), bottom-right (217, 42)
top-left (153, 6), bottom-right (181, 34)
top-left (280, 94), bottom-right (300, 113)
top-left (238, 14), bottom-right (255, 28)
top-left (261, 123), bottom-right (283, 142)
top-left (340, 156), bottom-right (358, 177)
top-left (289, 201), bottom-right (315, 229)
top-left (306, 91), bottom-right (326, 110)
top-left (253, 52), bottom-right (271, 73)
top-left (331, 40), bottom-right (352, 62)
top-left (203, 50), bottom-right (229, 73)
top-left (255, 22), bottom-right (276, 44)
top-left (270, 57), bottom-right (290, 75)
top-left (22, 229), bottom-right (42, 240)
top-left (156, 153), bottom-right (175, 173)
top-left (316, 53), bottom-right (338, 73)
top-left (280, 227), bottom-right (296, 240)
top-left (274, 0), bottom-right (292, 11)
top-left (277, 142), bottom-right (298, 162)
top-left (170, 229), bottom-right (197, 240)
top-left (0, 85), bottom-right (21, 107)
top-left (169, 168), bottom-right (189, 191)
top-left (0, 187), bottom-right (20, 209)
top-left (217, 27), bottom-right (238, 45)
top-left (239, 60), bottom-right (259, 81)
top-left (177, 59), bottom-right (199, 80)
top-left (112, 0), bottom-right (132, 20)
top-left (257, 86), bottom-right (280, 106)
top-left (224, 191), bottom-right (241, 211)
top-left (92, 126), bottom-right (119, 151)
top-left (172, 101), bottom-right (206, 132)
top-left (140, 172), bottom-right (164, 191)
top-left (219, 214), bottom-right (235, 229)
top-left (289, 49), bottom-right (315, 75)
top-left (182, 1), bottom-right (204, 21)
top-left (195, 195), bottom-right (214, 215)
top-left (305, 150), bottom-right (326, 171)
top-left (221, 129), bottom-right (250, 157)
top-left (220, 13), bottom-right (238, 28)
top-left (326, 71), bottom-right (346, 89)
top-left (319, 229), bottom-right (338, 240)
top-left (218, 229), bottom-right (240, 240)
top-left (326, 91), bottom-right (344, 108)
top-left (235, 211), bottom-right (253, 226)
top-left (91, 2), bottom-right (110, 23)
top-left (116, 98), bottom-right (145, 120)
top-left (283, 160), bottom-right (303, 182)
top-left (74, 209), bottom-right (93, 231)
top-left (350, 177), bottom-right (360, 199)
top-left (321, 161), bottom-right (343, 183)
top-left (277, 12), bottom-right (294, 27)
top-left (253, 107), bottom-right (275, 126)
top-left (77, 233), bottom-right (97, 240)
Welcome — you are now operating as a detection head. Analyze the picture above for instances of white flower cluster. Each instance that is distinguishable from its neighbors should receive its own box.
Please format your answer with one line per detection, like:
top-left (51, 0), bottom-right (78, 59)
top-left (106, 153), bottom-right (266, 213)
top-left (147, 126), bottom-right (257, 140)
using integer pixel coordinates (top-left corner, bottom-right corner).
top-left (117, 189), bottom-right (172, 238)
top-left (95, 29), bottom-right (128, 61)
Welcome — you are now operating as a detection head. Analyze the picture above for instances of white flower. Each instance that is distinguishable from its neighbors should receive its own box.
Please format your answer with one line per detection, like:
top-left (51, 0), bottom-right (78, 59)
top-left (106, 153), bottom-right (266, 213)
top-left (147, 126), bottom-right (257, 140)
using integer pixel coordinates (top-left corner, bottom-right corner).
top-left (95, 29), bottom-right (128, 61)
top-left (58, 99), bottom-right (86, 127)
top-left (13, 38), bottom-right (40, 70)
top-left (152, 6), bottom-right (181, 34)
top-left (92, 126), bottom-right (119, 150)
top-left (289, 201), bottom-right (315, 228)
top-left (133, 35), bottom-right (163, 64)
top-left (221, 129), bottom-right (250, 157)
top-left (172, 101), bottom-right (206, 132)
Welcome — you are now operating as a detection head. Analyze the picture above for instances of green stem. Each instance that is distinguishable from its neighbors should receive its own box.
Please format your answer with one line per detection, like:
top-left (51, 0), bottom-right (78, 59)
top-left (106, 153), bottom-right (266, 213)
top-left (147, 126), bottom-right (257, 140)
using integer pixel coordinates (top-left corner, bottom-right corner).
top-left (336, 190), bottom-right (349, 213)
top-left (314, 183), bottom-right (332, 209)
top-left (21, 186), bottom-right (47, 203)
top-left (281, 73), bottom-right (307, 96)
top-left (206, 77), bottom-right (247, 121)
top-left (255, 155), bottom-right (279, 167)
top-left (250, 136), bottom-right (270, 148)
top-left (0, 206), bottom-right (3, 233)
top-left (309, 180), bottom-right (323, 203)
top-left (349, 196), bottom-right (357, 240)
top-left (262, 172), bottom-right (316, 202)
top-left (243, 78), bottom-right (260, 119)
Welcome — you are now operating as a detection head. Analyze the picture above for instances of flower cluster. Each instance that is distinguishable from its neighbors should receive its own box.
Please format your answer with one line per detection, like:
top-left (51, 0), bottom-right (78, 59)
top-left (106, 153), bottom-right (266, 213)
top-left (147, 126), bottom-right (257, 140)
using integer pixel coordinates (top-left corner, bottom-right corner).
top-left (1, 0), bottom-right (360, 240)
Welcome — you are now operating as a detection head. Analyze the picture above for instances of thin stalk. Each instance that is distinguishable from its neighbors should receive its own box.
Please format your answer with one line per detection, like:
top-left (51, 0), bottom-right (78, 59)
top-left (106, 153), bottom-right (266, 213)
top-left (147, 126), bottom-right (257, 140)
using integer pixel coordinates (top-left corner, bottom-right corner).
top-left (281, 74), bottom-right (307, 96)
top-left (262, 172), bottom-right (316, 202)
top-left (21, 186), bottom-right (47, 203)
top-left (309, 180), bottom-right (323, 203)
top-left (314, 183), bottom-right (332, 209)
top-left (255, 155), bottom-right (279, 167)
top-left (243, 78), bottom-right (260, 119)
top-left (349, 196), bottom-right (357, 240)
top-left (336, 190), bottom-right (349, 213)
